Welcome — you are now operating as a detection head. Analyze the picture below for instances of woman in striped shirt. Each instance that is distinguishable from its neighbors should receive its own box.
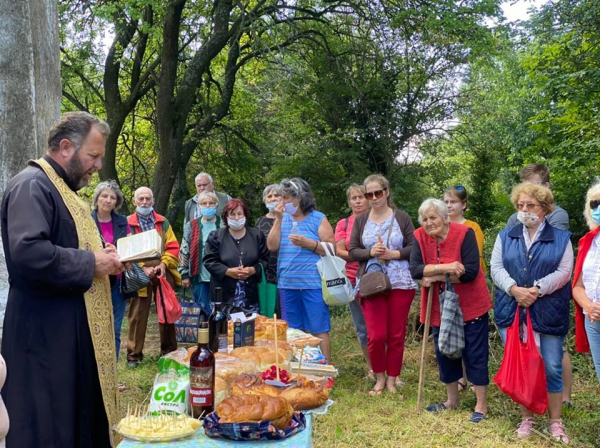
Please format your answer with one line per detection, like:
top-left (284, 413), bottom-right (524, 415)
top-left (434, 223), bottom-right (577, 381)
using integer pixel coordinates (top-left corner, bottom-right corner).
top-left (267, 178), bottom-right (335, 362)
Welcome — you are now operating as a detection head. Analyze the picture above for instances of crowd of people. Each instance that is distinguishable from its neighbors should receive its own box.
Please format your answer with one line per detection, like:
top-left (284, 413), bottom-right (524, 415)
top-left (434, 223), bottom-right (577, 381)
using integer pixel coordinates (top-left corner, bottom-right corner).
top-left (1, 112), bottom-right (599, 447)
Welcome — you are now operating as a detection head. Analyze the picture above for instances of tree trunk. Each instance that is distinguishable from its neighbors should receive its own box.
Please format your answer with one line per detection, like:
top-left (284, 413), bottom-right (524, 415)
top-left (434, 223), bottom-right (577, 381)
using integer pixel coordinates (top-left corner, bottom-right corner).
top-left (0, 0), bottom-right (61, 335)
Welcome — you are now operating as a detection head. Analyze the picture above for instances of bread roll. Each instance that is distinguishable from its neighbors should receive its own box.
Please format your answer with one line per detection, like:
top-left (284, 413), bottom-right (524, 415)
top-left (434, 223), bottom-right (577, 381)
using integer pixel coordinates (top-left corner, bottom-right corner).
top-left (217, 395), bottom-right (293, 430)
top-left (230, 374), bottom-right (329, 410)
top-left (215, 377), bottom-right (229, 407)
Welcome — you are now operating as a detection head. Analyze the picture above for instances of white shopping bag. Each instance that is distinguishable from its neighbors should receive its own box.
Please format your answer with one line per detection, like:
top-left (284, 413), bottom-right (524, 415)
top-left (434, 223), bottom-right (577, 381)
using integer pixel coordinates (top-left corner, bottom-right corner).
top-left (316, 242), bottom-right (355, 306)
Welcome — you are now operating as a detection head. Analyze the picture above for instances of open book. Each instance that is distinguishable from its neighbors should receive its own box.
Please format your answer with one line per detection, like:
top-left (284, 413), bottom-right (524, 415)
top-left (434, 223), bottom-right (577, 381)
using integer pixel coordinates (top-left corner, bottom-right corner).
top-left (117, 229), bottom-right (162, 263)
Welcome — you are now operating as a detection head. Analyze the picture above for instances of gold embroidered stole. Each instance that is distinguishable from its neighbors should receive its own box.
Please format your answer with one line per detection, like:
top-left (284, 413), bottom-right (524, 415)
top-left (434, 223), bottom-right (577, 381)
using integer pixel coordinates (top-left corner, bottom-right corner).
top-left (35, 158), bottom-right (118, 446)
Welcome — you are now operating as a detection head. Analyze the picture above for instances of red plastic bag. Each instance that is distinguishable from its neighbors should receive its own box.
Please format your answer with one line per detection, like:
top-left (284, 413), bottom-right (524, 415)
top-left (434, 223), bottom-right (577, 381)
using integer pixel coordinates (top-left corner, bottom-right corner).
top-left (494, 307), bottom-right (548, 414)
top-left (154, 276), bottom-right (182, 324)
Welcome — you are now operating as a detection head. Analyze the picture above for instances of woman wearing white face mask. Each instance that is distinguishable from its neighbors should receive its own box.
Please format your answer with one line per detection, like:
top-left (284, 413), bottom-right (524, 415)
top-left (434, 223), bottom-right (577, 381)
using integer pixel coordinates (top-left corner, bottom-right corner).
top-left (267, 178), bottom-right (335, 362)
top-left (179, 191), bottom-right (222, 317)
top-left (255, 184), bottom-right (283, 317)
top-left (491, 183), bottom-right (573, 443)
top-left (203, 199), bottom-right (269, 313)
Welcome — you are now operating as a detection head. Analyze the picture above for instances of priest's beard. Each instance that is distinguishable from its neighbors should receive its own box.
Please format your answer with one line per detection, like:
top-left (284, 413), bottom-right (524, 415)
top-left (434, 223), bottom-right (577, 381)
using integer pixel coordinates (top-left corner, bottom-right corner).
top-left (65, 151), bottom-right (96, 190)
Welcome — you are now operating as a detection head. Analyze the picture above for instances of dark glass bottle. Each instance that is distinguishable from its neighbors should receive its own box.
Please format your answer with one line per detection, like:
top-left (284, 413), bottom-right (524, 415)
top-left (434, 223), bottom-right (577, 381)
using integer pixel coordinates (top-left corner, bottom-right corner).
top-left (189, 323), bottom-right (215, 418)
top-left (209, 288), bottom-right (228, 353)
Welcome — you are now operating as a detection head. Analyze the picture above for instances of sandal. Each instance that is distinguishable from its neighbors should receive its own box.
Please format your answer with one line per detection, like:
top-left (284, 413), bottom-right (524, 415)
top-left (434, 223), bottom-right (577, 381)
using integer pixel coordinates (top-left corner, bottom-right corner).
top-left (118, 382), bottom-right (127, 392)
top-left (365, 370), bottom-right (375, 381)
top-left (469, 412), bottom-right (487, 423)
top-left (425, 403), bottom-right (448, 412)
top-left (458, 380), bottom-right (467, 392)
top-left (369, 386), bottom-right (384, 396)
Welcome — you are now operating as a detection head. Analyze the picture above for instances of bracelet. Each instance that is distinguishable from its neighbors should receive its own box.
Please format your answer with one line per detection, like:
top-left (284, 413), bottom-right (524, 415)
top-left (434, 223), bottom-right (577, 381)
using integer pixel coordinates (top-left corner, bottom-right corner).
top-left (313, 241), bottom-right (319, 251)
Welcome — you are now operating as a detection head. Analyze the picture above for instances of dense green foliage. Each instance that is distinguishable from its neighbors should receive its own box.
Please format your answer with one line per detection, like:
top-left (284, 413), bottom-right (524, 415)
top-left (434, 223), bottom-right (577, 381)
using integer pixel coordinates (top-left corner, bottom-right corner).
top-left (61, 0), bottom-right (600, 239)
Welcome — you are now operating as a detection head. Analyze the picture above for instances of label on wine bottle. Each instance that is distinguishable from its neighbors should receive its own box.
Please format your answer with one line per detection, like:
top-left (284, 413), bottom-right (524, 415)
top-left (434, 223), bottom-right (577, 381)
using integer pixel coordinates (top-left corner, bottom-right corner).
top-left (189, 366), bottom-right (214, 406)
top-left (218, 335), bottom-right (228, 352)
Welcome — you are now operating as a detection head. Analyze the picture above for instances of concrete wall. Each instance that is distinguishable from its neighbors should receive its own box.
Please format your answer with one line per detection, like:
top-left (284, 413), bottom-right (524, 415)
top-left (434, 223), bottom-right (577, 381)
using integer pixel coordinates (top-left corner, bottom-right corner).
top-left (0, 0), bottom-right (61, 329)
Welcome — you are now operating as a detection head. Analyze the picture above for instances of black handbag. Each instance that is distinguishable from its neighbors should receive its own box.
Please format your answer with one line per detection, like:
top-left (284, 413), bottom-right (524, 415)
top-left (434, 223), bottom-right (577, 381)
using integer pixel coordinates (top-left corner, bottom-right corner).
top-left (121, 263), bottom-right (151, 294)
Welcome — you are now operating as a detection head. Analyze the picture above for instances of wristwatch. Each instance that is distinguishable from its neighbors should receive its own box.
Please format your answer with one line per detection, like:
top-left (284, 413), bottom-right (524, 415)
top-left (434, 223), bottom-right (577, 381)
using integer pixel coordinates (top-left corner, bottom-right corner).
top-left (534, 281), bottom-right (542, 297)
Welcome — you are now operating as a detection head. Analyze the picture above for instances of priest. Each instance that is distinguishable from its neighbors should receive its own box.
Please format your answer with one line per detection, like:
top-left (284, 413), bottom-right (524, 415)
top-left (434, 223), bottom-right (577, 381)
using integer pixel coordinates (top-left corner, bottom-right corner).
top-left (0, 112), bottom-right (123, 447)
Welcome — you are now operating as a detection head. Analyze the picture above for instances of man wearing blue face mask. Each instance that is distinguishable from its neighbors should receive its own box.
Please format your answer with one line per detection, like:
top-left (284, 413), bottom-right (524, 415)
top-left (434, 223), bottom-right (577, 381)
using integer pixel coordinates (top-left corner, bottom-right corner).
top-left (183, 172), bottom-right (232, 230)
top-left (126, 187), bottom-right (181, 368)
top-left (179, 191), bottom-right (222, 317)
top-left (504, 163), bottom-right (573, 408)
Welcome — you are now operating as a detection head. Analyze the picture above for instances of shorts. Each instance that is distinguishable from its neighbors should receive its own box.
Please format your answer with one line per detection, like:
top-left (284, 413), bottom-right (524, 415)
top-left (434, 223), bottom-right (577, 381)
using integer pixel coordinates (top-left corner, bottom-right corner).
top-left (432, 313), bottom-right (489, 386)
top-left (280, 288), bottom-right (330, 334)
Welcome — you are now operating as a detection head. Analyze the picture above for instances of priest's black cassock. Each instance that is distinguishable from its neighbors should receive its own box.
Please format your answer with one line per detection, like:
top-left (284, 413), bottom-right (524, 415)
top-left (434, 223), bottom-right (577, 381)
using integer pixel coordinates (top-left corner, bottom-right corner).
top-left (1, 156), bottom-right (112, 448)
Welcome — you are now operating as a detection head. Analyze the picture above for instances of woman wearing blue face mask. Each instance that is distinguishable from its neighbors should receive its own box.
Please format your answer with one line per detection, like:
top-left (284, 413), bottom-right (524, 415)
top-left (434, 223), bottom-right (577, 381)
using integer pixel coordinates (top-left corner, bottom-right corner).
top-left (491, 183), bottom-right (573, 443)
top-left (572, 182), bottom-right (600, 383)
top-left (267, 178), bottom-right (335, 362)
top-left (203, 199), bottom-right (269, 313)
top-left (179, 191), bottom-right (221, 317)
top-left (255, 184), bottom-right (283, 317)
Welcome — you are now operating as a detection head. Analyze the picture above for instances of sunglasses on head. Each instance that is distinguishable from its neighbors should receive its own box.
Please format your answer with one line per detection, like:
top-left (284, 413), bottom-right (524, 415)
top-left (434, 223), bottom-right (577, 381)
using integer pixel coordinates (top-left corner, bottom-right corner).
top-left (454, 185), bottom-right (465, 191)
top-left (365, 188), bottom-right (387, 200)
top-left (590, 199), bottom-right (600, 210)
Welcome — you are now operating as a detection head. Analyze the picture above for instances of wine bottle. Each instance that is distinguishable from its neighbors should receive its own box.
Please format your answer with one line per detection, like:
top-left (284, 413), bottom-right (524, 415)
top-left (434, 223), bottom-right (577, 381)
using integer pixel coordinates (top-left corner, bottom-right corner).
top-left (209, 288), bottom-right (228, 353)
top-left (189, 322), bottom-right (215, 418)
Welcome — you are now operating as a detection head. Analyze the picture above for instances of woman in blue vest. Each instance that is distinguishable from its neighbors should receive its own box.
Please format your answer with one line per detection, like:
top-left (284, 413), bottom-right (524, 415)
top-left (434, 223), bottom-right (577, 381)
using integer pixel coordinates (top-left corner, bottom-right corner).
top-left (491, 183), bottom-right (573, 444)
top-left (267, 178), bottom-right (335, 362)
top-left (179, 191), bottom-right (222, 317)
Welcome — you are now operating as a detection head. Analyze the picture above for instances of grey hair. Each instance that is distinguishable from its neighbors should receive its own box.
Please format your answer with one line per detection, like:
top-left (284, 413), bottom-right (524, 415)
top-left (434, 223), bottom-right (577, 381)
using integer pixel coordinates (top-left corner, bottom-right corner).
top-left (197, 191), bottom-right (219, 206)
top-left (418, 198), bottom-right (448, 225)
top-left (584, 181), bottom-right (600, 230)
top-left (195, 172), bottom-right (214, 184)
top-left (280, 178), bottom-right (316, 214)
top-left (262, 184), bottom-right (282, 204)
top-left (92, 180), bottom-right (124, 210)
top-left (48, 111), bottom-right (110, 152)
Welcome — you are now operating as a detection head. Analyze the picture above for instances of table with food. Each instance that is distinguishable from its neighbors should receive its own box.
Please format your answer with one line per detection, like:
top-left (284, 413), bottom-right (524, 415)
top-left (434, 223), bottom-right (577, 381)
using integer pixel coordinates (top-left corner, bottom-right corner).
top-left (117, 308), bottom-right (337, 448)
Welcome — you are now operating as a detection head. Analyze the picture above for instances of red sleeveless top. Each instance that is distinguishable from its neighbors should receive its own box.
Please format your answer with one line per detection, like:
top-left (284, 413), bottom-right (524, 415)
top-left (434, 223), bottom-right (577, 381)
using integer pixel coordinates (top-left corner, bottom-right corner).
top-left (414, 222), bottom-right (491, 326)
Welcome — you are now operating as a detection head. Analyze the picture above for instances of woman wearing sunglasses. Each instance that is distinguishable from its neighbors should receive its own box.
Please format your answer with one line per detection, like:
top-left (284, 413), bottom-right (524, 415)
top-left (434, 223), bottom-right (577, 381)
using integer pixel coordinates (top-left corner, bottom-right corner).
top-left (491, 183), bottom-right (572, 443)
top-left (348, 174), bottom-right (417, 395)
top-left (572, 182), bottom-right (600, 383)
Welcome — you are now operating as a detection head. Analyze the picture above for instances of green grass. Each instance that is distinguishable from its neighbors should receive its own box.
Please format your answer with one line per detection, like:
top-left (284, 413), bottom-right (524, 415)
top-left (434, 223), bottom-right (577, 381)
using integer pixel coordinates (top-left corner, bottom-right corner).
top-left (117, 302), bottom-right (600, 447)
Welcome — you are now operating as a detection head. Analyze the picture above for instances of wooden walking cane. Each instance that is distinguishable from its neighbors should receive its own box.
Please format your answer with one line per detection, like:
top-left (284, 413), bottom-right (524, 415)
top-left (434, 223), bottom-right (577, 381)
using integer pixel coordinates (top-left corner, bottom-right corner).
top-left (417, 284), bottom-right (434, 413)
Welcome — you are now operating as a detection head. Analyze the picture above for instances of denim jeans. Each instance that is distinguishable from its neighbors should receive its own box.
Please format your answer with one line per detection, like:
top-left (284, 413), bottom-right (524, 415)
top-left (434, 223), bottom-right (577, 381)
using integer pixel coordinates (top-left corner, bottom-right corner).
top-left (584, 318), bottom-right (600, 382)
top-left (498, 326), bottom-right (564, 393)
top-left (192, 282), bottom-right (212, 318)
top-left (111, 278), bottom-right (128, 360)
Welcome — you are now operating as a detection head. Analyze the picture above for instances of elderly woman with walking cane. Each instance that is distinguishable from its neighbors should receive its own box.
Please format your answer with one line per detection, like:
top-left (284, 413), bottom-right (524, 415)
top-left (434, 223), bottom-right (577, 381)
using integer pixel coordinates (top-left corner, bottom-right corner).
top-left (410, 198), bottom-right (492, 423)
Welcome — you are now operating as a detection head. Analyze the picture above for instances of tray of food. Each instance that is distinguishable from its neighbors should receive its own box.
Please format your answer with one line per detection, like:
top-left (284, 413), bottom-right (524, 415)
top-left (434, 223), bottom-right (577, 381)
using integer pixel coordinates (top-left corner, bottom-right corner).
top-left (204, 394), bottom-right (306, 441)
top-left (116, 413), bottom-right (202, 442)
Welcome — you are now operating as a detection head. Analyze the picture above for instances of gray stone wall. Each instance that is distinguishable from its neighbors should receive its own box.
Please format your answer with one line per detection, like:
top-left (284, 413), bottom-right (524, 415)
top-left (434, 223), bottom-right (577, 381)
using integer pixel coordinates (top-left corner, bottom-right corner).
top-left (0, 0), bottom-right (61, 332)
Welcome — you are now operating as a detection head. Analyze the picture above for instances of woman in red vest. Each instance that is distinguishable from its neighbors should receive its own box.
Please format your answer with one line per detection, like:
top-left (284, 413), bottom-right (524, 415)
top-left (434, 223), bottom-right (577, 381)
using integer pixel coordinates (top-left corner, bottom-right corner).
top-left (410, 198), bottom-right (492, 423)
top-left (572, 182), bottom-right (600, 382)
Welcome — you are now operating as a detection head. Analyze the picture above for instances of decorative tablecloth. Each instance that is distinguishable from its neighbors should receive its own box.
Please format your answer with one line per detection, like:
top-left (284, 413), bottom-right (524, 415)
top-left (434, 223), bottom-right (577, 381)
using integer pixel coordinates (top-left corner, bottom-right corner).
top-left (117, 414), bottom-right (312, 448)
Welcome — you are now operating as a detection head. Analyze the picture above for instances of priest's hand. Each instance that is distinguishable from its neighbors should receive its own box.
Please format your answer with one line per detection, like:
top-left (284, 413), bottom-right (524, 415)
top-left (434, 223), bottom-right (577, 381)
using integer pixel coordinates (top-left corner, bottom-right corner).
top-left (94, 251), bottom-right (123, 277)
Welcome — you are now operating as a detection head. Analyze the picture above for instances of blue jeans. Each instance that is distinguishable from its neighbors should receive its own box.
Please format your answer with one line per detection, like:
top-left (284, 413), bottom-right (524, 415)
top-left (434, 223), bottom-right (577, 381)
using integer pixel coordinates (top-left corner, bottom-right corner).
top-left (192, 282), bottom-right (212, 317)
top-left (584, 318), bottom-right (600, 382)
top-left (111, 278), bottom-right (128, 360)
top-left (348, 298), bottom-right (367, 346)
top-left (498, 327), bottom-right (564, 393)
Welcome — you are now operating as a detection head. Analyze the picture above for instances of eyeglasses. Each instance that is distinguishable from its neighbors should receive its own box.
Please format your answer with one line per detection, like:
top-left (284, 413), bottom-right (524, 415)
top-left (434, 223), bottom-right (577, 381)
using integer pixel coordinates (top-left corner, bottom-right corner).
top-left (200, 201), bottom-right (216, 206)
top-left (365, 188), bottom-right (387, 200)
top-left (590, 200), bottom-right (600, 210)
top-left (516, 202), bottom-right (541, 210)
